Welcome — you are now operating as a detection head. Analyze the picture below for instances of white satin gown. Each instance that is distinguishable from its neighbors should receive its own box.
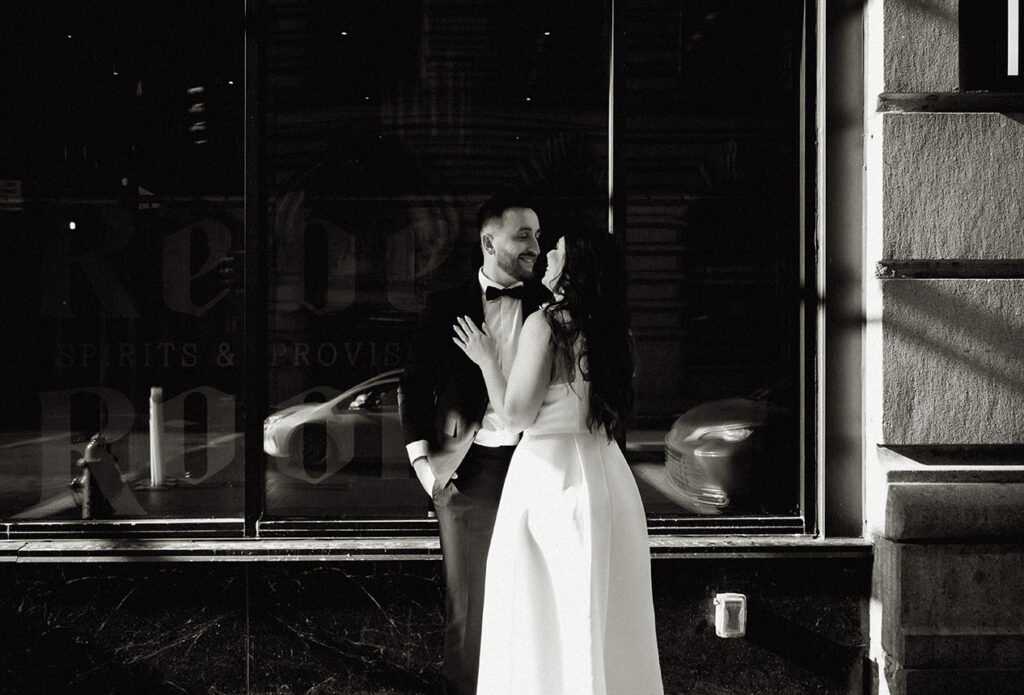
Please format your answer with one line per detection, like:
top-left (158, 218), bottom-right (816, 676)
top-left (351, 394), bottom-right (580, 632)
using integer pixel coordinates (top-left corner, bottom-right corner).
top-left (476, 368), bottom-right (664, 695)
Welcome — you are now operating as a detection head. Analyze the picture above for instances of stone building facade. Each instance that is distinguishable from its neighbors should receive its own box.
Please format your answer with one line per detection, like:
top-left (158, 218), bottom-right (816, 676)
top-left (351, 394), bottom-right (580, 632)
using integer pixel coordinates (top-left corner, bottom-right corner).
top-left (865, 1), bottom-right (1024, 693)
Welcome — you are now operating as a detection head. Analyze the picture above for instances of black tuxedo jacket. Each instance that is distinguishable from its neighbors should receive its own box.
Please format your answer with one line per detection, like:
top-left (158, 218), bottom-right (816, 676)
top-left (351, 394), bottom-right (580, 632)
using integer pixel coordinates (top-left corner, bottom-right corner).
top-left (399, 275), bottom-right (552, 484)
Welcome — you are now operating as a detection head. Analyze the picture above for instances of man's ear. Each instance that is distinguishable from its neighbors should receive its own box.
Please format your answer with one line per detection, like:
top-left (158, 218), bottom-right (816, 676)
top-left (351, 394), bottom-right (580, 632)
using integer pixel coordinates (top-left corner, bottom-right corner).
top-left (481, 233), bottom-right (495, 255)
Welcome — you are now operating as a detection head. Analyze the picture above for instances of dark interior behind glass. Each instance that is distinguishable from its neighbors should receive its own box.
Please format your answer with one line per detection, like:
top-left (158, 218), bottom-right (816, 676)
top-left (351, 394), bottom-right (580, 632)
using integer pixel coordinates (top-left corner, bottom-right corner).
top-left (0, 1), bottom-right (245, 522)
top-left (0, 0), bottom-right (808, 531)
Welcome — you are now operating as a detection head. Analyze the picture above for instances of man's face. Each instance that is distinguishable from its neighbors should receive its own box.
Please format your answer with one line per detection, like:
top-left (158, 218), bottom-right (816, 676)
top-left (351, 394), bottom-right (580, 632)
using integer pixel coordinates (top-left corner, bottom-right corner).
top-left (483, 207), bottom-right (541, 283)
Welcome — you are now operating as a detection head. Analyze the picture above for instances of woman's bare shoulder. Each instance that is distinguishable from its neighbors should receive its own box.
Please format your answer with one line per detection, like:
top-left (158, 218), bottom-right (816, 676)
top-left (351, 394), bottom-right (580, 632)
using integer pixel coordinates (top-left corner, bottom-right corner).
top-left (531, 306), bottom-right (572, 327)
top-left (522, 310), bottom-right (554, 340)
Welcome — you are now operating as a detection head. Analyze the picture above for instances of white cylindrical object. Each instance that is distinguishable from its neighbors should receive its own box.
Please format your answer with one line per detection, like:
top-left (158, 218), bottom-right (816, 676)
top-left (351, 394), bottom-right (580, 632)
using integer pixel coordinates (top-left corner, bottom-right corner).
top-left (149, 386), bottom-right (165, 487)
top-left (714, 592), bottom-right (747, 638)
top-left (1010, 0), bottom-right (1020, 76)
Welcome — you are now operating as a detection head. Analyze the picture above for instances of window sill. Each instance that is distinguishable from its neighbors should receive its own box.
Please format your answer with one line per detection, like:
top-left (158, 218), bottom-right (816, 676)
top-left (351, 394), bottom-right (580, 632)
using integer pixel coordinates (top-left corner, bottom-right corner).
top-left (0, 535), bottom-right (871, 563)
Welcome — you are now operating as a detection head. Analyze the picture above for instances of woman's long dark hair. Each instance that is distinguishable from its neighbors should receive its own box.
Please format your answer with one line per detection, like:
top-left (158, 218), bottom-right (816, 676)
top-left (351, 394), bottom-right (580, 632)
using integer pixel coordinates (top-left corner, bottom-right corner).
top-left (545, 227), bottom-right (635, 440)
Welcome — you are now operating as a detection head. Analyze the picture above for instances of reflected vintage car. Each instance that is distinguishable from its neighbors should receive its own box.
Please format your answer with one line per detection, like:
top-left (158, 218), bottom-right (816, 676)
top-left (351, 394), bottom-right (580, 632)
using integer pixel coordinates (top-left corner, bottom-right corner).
top-left (263, 369), bottom-right (408, 480)
top-left (636, 394), bottom-right (796, 515)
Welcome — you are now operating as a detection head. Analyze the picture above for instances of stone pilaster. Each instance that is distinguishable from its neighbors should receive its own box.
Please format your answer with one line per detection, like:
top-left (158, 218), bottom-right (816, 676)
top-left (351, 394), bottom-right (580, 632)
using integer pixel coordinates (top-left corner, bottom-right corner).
top-left (867, 2), bottom-right (1024, 693)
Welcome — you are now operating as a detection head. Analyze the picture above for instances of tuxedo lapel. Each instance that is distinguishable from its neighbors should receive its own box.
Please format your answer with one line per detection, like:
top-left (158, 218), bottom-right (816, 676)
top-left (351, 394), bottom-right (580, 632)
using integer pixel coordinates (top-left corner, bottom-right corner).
top-left (450, 277), bottom-right (487, 399)
top-left (463, 278), bottom-right (485, 327)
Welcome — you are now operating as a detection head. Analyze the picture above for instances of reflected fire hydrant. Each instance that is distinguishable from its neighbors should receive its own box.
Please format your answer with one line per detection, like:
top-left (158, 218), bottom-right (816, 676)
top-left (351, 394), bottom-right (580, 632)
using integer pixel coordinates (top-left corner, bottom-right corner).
top-left (68, 433), bottom-right (146, 519)
top-left (69, 434), bottom-right (115, 519)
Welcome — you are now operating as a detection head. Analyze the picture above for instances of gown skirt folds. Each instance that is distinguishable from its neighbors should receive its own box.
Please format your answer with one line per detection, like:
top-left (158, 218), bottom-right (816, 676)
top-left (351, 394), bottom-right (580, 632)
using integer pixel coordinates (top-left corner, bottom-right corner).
top-left (476, 377), bottom-right (664, 695)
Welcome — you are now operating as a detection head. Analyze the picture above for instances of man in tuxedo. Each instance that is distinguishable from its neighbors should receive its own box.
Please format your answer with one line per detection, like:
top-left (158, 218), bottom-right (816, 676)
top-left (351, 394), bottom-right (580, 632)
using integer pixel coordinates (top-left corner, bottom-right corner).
top-left (400, 190), bottom-right (550, 695)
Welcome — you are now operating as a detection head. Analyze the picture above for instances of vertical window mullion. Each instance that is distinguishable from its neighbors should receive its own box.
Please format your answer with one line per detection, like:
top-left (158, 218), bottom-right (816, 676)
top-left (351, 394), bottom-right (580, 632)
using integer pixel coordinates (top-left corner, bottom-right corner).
top-left (244, 0), bottom-right (267, 536)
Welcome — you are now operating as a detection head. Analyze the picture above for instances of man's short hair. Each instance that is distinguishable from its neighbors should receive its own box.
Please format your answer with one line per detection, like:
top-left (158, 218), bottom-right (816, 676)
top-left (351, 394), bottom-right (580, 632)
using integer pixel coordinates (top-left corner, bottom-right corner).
top-left (476, 188), bottom-right (535, 234)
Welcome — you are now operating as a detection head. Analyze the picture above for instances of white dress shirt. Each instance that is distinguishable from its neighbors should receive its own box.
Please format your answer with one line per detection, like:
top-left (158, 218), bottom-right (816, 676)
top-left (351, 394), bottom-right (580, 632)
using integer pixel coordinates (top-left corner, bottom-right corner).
top-left (405, 269), bottom-right (525, 465)
top-left (473, 268), bottom-right (525, 447)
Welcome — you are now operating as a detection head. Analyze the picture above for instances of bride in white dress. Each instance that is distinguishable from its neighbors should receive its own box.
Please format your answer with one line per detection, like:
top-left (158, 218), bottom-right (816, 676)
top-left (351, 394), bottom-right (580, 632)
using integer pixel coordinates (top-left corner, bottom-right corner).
top-left (453, 229), bottom-right (664, 695)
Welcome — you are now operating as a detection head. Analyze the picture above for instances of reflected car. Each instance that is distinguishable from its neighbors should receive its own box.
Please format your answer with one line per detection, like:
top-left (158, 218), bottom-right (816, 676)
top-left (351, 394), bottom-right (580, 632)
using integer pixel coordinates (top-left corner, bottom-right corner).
top-left (263, 369), bottom-right (408, 480)
top-left (642, 395), bottom-right (796, 515)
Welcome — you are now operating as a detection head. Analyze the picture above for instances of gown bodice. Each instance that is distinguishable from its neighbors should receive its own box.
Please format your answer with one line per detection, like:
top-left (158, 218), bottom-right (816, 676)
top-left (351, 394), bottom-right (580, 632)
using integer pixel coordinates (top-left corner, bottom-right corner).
top-left (524, 372), bottom-right (590, 436)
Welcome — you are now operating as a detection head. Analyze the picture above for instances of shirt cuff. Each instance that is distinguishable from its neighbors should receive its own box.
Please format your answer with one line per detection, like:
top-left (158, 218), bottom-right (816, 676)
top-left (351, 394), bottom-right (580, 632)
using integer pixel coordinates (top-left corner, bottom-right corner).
top-left (406, 440), bottom-right (429, 464)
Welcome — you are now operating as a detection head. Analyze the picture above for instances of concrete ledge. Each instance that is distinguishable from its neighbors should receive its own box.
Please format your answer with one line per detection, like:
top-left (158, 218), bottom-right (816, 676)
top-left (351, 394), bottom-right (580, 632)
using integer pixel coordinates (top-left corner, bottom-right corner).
top-left (878, 92), bottom-right (1024, 114)
top-left (885, 482), bottom-right (1024, 541)
top-left (885, 667), bottom-right (1024, 695)
top-left (876, 539), bottom-right (1024, 669)
top-left (878, 445), bottom-right (1024, 485)
top-left (0, 541), bottom-right (21, 561)
top-left (876, 260), bottom-right (1024, 279)
top-left (3, 538), bottom-right (442, 563)
top-left (881, 445), bottom-right (1024, 472)
top-left (900, 635), bottom-right (1024, 670)
top-left (0, 536), bottom-right (872, 563)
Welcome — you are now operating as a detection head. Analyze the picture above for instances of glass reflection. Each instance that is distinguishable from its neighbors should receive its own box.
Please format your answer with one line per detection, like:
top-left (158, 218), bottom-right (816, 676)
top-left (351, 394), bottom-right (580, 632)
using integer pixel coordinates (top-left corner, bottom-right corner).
top-left (262, 0), bottom-right (609, 518)
top-left (0, 1), bottom-right (244, 521)
top-left (620, 0), bottom-right (805, 518)
top-left (261, 0), bottom-right (807, 522)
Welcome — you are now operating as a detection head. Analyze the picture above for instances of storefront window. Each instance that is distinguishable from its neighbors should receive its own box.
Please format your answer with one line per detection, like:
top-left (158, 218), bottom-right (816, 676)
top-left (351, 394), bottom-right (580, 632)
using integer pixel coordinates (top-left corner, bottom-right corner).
top-left (0, 1), bottom-right (245, 524)
top-left (1, 0), bottom-right (813, 534)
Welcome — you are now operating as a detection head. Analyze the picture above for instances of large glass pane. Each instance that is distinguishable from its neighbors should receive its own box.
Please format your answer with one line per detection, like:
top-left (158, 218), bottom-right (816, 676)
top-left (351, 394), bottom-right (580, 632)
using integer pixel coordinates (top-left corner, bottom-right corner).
top-left (620, 0), bottom-right (806, 521)
top-left (0, 1), bottom-right (245, 522)
top-left (261, 0), bottom-right (609, 518)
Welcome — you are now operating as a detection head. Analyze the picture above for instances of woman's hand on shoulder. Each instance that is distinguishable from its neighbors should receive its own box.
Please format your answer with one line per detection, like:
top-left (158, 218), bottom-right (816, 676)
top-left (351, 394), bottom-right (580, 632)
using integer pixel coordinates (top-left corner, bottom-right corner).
top-left (452, 316), bottom-right (498, 367)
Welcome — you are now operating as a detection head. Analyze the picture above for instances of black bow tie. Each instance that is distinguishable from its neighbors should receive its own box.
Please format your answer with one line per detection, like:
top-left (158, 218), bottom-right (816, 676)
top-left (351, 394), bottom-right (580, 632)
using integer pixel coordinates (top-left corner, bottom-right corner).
top-left (486, 285), bottom-right (525, 301)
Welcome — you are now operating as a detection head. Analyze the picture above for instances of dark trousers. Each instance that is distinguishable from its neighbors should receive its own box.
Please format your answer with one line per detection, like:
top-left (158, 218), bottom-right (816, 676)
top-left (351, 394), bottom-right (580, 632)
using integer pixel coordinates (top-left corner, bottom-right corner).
top-left (432, 443), bottom-right (515, 695)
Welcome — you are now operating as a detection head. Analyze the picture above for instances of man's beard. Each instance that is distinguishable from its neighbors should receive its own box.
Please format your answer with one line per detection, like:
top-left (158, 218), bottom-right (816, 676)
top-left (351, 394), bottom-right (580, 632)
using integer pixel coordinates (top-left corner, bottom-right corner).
top-left (497, 250), bottom-right (536, 282)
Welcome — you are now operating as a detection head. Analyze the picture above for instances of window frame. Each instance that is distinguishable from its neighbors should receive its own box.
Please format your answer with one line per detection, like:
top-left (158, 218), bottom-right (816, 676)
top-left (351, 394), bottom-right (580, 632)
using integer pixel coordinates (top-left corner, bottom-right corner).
top-left (3, 0), bottom-right (866, 549)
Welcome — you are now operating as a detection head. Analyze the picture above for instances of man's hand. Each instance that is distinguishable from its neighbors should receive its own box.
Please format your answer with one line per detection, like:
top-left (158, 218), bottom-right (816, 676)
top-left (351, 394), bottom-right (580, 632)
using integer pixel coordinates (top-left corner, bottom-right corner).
top-left (411, 456), bottom-right (436, 496)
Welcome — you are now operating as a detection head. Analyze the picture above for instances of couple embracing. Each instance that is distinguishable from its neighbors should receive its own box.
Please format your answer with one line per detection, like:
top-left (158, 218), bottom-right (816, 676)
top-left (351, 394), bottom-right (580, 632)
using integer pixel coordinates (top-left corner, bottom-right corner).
top-left (400, 190), bottom-right (664, 695)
